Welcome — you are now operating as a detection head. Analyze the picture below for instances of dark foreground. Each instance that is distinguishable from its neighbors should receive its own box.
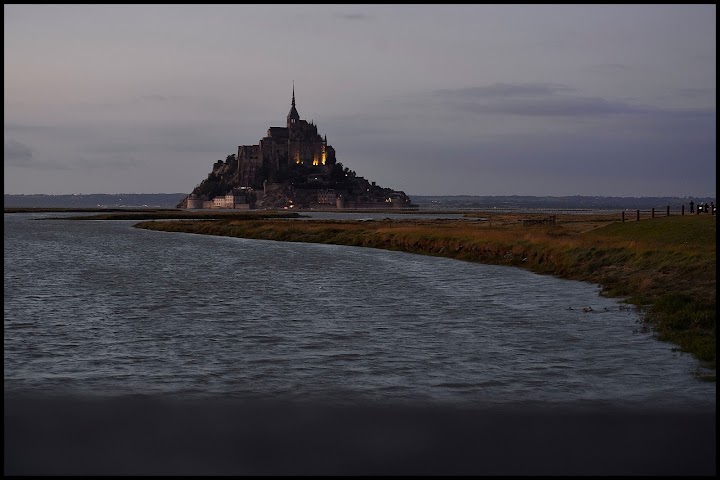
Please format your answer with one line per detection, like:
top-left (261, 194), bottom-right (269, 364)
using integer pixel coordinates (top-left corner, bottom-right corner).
top-left (4, 396), bottom-right (715, 475)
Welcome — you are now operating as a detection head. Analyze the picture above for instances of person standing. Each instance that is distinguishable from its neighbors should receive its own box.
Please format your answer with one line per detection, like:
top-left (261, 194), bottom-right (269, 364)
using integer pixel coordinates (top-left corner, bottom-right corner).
top-left (689, 200), bottom-right (695, 213)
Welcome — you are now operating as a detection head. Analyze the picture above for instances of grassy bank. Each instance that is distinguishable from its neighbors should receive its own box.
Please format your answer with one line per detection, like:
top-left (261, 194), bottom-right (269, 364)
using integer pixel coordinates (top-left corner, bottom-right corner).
top-left (134, 214), bottom-right (716, 376)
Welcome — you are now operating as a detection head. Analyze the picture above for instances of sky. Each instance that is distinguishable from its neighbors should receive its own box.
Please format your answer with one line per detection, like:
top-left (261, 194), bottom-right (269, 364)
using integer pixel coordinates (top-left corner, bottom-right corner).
top-left (4, 4), bottom-right (716, 197)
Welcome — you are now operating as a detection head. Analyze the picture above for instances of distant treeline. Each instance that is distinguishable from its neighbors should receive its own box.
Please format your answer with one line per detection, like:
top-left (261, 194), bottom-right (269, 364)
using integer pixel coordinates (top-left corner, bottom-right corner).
top-left (409, 195), bottom-right (715, 210)
top-left (4, 193), bottom-right (715, 210)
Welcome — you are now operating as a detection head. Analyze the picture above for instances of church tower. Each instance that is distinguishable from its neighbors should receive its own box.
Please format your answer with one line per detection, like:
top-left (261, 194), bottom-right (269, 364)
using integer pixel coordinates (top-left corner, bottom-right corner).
top-left (287, 84), bottom-right (300, 128)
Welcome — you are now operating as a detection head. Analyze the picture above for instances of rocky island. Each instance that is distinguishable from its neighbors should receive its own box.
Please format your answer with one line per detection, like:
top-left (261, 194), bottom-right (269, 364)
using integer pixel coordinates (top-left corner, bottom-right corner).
top-left (178, 87), bottom-right (415, 210)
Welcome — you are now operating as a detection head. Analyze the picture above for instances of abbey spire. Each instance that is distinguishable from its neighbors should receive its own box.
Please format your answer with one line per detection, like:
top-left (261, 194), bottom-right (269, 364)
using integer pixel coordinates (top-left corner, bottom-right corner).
top-left (287, 83), bottom-right (300, 127)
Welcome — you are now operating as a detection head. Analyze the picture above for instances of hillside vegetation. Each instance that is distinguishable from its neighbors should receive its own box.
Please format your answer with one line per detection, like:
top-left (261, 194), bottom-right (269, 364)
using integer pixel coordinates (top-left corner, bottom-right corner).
top-left (134, 214), bottom-right (716, 376)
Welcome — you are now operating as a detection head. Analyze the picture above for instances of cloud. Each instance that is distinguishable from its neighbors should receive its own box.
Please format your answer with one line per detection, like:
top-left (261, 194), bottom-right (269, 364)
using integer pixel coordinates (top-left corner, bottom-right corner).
top-left (342, 119), bottom-right (715, 197)
top-left (4, 139), bottom-right (33, 163)
top-left (73, 154), bottom-right (143, 169)
top-left (334, 12), bottom-right (372, 21)
top-left (434, 83), bottom-right (576, 98)
top-left (132, 94), bottom-right (192, 105)
top-left (674, 88), bottom-right (715, 99)
top-left (138, 94), bottom-right (171, 102)
top-left (4, 139), bottom-right (71, 171)
top-left (458, 96), bottom-right (654, 117)
top-left (5, 123), bottom-right (89, 135)
top-left (427, 82), bottom-right (717, 119)
top-left (425, 79), bottom-right (718, 126)
top-left (588, 63), bottom-right (630, 72)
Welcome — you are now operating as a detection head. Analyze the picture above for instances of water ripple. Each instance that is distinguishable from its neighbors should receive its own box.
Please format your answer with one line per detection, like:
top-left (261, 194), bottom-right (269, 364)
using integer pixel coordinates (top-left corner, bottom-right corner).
top-left (3, 213), bottom-right (715, 409)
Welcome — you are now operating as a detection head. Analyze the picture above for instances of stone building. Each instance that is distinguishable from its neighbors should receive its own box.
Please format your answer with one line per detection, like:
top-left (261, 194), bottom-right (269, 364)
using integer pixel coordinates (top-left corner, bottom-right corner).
top-left (317, 189), bottom-right (337, 205)
top-left (237, 87), bottom-right (336, 188)
top-left (185, 193), bottom-right (205, 209)
top-left (210, 188), bottom-right (249, 209)
top-left (185, 188), bottom-right (250, 210)
top-left (177, 86), bottom-right (415, 210)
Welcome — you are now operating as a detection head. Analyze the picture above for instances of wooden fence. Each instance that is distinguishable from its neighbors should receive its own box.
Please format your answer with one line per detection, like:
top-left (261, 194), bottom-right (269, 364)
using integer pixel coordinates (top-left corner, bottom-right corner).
top-left (621, 205), bottom-right (715, 222)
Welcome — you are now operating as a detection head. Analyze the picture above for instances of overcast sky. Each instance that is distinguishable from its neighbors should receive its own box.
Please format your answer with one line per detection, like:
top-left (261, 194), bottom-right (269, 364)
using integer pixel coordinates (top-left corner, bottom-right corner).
top-left (4, 4), bottom-right (716, 197)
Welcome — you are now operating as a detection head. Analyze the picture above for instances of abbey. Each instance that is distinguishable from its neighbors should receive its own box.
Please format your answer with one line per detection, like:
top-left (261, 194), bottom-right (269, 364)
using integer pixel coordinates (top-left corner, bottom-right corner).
top-left (180, 87), bottom-right (414, 210)
top-left (237, 86), bottom-right (336, 188)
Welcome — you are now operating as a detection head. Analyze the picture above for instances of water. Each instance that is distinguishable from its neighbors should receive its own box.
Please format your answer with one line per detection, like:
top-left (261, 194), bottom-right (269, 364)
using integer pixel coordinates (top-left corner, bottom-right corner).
top-left (3, 212), bottom-right (714, 408)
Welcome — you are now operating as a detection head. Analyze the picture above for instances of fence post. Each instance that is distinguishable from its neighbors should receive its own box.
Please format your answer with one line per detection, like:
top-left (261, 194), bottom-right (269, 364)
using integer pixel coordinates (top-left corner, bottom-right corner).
top-left (651, 208), bottom-right (655, 219)
top-left (622, 211), bottom-right (625, 222)
top-left (682, 205), bottom-right (685, 216)
top-left (666, 206), bottom-right (670, 217)
top-left (636, 210), bottom-right (640, 221)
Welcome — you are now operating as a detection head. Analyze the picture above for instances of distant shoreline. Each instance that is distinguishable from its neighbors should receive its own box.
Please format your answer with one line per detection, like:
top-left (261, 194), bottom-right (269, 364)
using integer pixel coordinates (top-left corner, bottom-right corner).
top-left (2, 205), bottom-right (710, 218)
top-left (4, 193), bottom-right (716, 211)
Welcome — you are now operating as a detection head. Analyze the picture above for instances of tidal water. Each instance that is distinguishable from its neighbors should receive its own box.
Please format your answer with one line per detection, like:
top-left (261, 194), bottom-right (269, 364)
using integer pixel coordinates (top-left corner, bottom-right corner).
top-left (3, 212), bottom-right (715, 408)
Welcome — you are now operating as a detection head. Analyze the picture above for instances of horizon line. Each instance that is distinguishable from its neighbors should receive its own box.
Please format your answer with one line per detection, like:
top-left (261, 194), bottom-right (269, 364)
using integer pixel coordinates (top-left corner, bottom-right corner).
top-left (3, 193), bottom-right (716, 199)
